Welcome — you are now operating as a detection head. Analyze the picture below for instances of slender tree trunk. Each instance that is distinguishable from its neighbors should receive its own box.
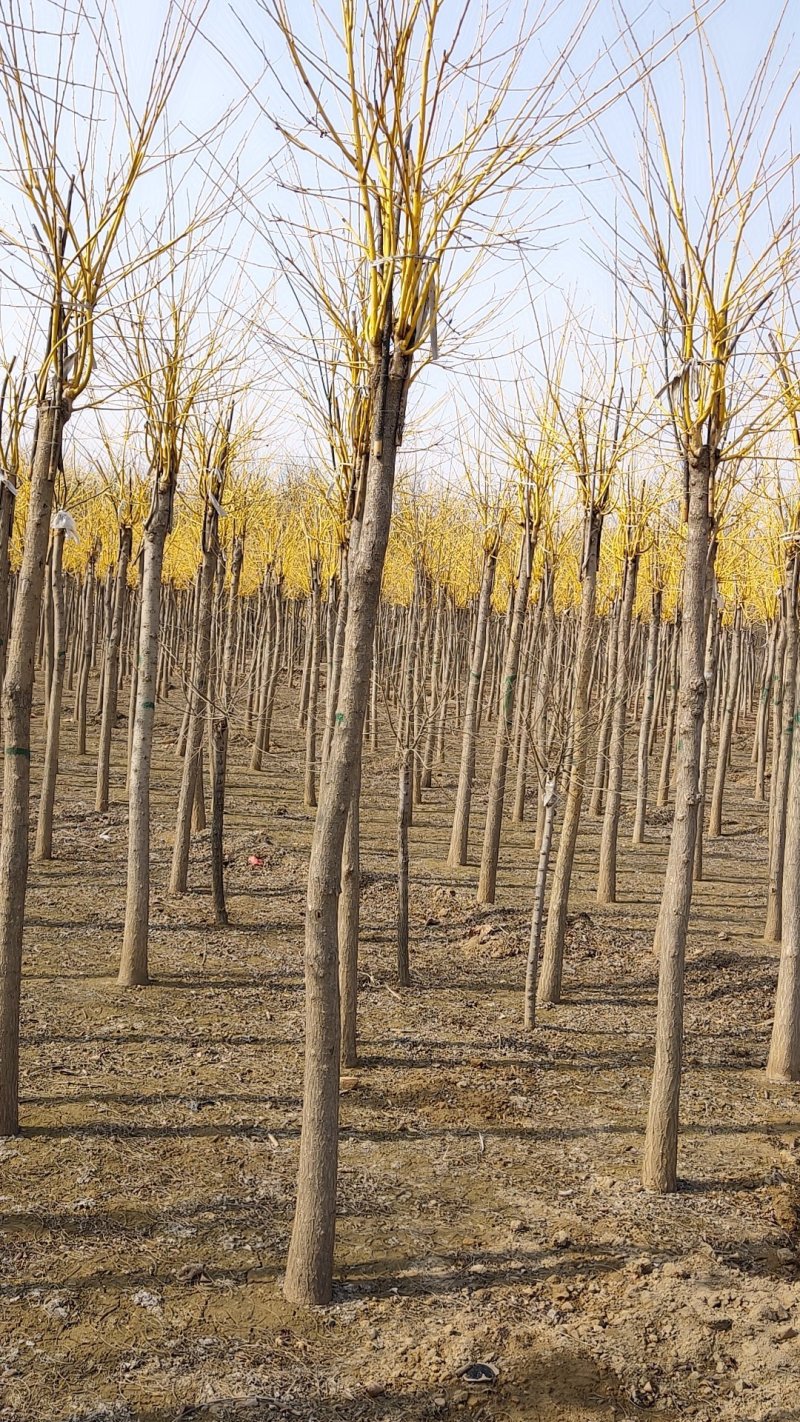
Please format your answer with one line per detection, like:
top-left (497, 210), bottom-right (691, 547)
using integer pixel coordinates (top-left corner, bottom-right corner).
top-left (589, 606), bottom-right (618, 818)
top-left (397, 580), bottom-right (418, 985)
top-left (477, 526), bottom-right (532, 903)
top-left (119, 475), bottom-right (174, 987)
top-left (210, 534), bottom-right (243, 927)
top-left (692, 596), bottom-right (721, 882)
top-left (755, 618), bottom-right (778, 802)
top-left (657, 615), bottom-right (681, 806)
top-left (537, 511), bottom-right (602, 1005)
top-left (524, 778), bottom-right (556, 1030)
top-left (421, 586), bottom-right (444, 790)
top-left (304, 567), bottom-right (322, 809)
top-left (597, 552), bottom-right (638, 903)
top-left (708, 609), bottom-right (743, 838)
top-left (96, 527), bottom-right (132, 811)
top-left (338, 758), bottom-right (361, 1069)
top-left (767, 644), bottom-right (800, 1081)
top-left (632, 591), bottom-right (662, 845)
top-left (34, 528), bottom-right (66, 860)
top-left (0, 484), bottom-right (17, 690)
top-left (284, 337), bottom-right (410, 1308)
top-left (447, 549), bottom-right (498, 867)
top-left (765, 568), bottom-right (797, 943)
top-left (169, 519), bottom-right (217, 897)
top-left (642, 447), bottom-right (714, 1193)
top-left (75, 561), bottom-right (96, 757)
top-left (322, 551), bottom-right (349, 772)
top-left (0, 392), bottom-right (65, 1134)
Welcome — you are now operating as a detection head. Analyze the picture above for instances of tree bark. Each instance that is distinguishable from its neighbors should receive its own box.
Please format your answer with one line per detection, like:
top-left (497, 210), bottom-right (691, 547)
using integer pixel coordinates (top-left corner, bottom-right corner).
top-left (34, 527), bottom-right (66, 860)
top-left (632, 591), bottom-right (662, 845)
top-left (642, 446), bottom-right (714, 1193)
top-left (767, 641), bottom-right (800, 1081)
top-left (597, 552), bottom-right (638, 902)
top-left (537, 510), bottom-right (602, 1005)
top-left (708, 609), bottom-right (742, 838)
top-left (95, 526), bottom-right (132, 811)
top-left (524, 777), bottom-right (556, 1030)
top-left (477, 524), bottom-right (532, 903)
top-left (657, 615), bottom-right (681, 806)
top-left (283, 338), bottom-right (410, 1307)
top-left (0, 391), bottom-right (66, 1134)
top-left (169, 512), bottom-right (217, 897)
top-left (765, 566), bottom-right (797, 943)
top-left (119, 472), bottom-right (174, 987)
top-left (447, 548), bottom-right (498, 868)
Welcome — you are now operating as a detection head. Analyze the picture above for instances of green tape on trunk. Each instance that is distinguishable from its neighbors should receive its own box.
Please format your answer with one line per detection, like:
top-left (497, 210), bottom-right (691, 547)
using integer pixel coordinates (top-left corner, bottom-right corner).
top-left (6, 746), bottom-right (31, 757)
top-left (142, 700), bottom-right (156, 709)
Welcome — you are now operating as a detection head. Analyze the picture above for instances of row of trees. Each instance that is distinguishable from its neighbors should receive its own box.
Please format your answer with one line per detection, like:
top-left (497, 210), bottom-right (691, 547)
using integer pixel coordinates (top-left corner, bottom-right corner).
top-left (0, 0), bottom-right (799, 1309)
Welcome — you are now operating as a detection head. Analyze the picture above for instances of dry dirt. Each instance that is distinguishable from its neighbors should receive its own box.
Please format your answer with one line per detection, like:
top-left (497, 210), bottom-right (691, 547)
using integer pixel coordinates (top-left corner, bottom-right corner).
top-left (1, 679), bottom-right (798, 1422)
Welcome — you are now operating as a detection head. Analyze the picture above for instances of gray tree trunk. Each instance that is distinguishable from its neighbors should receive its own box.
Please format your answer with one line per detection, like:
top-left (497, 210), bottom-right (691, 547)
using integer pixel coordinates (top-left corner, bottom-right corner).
top-left (642, 446), bottom-right (714, 1193)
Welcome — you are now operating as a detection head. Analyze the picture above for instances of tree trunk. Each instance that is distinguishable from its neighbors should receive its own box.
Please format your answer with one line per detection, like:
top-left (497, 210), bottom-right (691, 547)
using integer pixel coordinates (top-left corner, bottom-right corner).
top-left (34, 527), bottom-right (66, 861)
top-left (537, 511), bottom-right (602, 1005)
top-left (338, 760), bottom-right (361, 1069)
top-left (447, 548), bottom-right (498, 868)
top-left (304, 567), bottom-right (322, 809)
top-left (756, 617), bottom-right (778, 802)
top-left (765, 567), bottom-right (797, 943)
top-left (642, 446), bottom-right (714, 1193)
top-left (0, 483), bottom-right (17, 689)
top-left (283, 338), bottom-right (411, 1307)
top-left (119, 474), bottom-right (174, 987)
top-left (96, 527), bottom-right (132, 811)
top-left (477, 526), bottom-right (532, 903)
top-left (210, 534), bottom-right (243, 927)
top-left (75, 560), bottom-right (97, 757)
top-left (692, 597), bottom-right (721, 882)
top-left (524, 777), bottom-right (556, 1029)
top-left (397, 581), bottom-right (418, 985)
top-left (766, 640), bottom-right (800, 1081)
top-left (597, 552), bottom-right (638, 903)
top-left (0, 392), bottom-right (66, 1134)
top-left (169, 520), bottom-right (217, 897)
top-left (656, 615), bottom-right (681, 806)
top-left (708, 610), bottom-right (742, 838)
top-left (632, 591), bottom-right (662, 845)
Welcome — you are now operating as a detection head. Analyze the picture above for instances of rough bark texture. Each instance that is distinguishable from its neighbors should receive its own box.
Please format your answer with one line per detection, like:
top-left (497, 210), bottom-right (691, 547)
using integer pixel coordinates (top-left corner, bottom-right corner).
top-left (169, 519), bottom-right (217, 897)
top-left (767, 666), bottom-right (800, 1081)
top-left (642, 446), bottom-right (714, 1193)
top-left (709, 611), bottom-right (742, 838)
top-left (524, 778), bottom-right (556, 1030)
top-left (537, 512), bottom-right (602, 1006)
top-left (597, 553), bottom-right (638, 903)
top-left (447, 549), bottom-right (498, 868)
top-left (119, 474), bottom-right (174, 987)
top-left (283, 342), bottom-right (410, 1307)
top-left (34, 528), bottom-right (66, 860)
top-left (632, 591), bottom-right (662, 845)
top-left (765, 570), bottom-right (797, 943)
top-left (657, 616), bottom-right (681, 807)
top-left (96, 527), bottom-right (132, 811)
top-left (0, 393), bottom-right (65, 1135)
top-left (477, 528), bottom-right (532, 904)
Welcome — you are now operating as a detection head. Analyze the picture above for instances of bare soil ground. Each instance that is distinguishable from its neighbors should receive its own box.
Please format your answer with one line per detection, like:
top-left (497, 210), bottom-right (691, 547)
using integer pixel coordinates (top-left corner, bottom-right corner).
top-left (1, 682), bottom-right (798, 1422)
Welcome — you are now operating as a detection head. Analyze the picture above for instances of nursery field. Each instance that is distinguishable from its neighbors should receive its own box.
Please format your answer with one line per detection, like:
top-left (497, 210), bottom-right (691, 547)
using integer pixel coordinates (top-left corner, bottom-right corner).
top-left (2, 2), bottom-right (800, 1421)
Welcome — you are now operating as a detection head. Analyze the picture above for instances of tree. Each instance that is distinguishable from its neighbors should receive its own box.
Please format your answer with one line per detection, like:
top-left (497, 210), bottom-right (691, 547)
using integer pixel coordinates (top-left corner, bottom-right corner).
top-left (244, 0), bottom-right (624, 1306)
top-left (0, 0), bottom-right (201, 1133)
top-left (604, 23), bottom-right (798, 1190)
